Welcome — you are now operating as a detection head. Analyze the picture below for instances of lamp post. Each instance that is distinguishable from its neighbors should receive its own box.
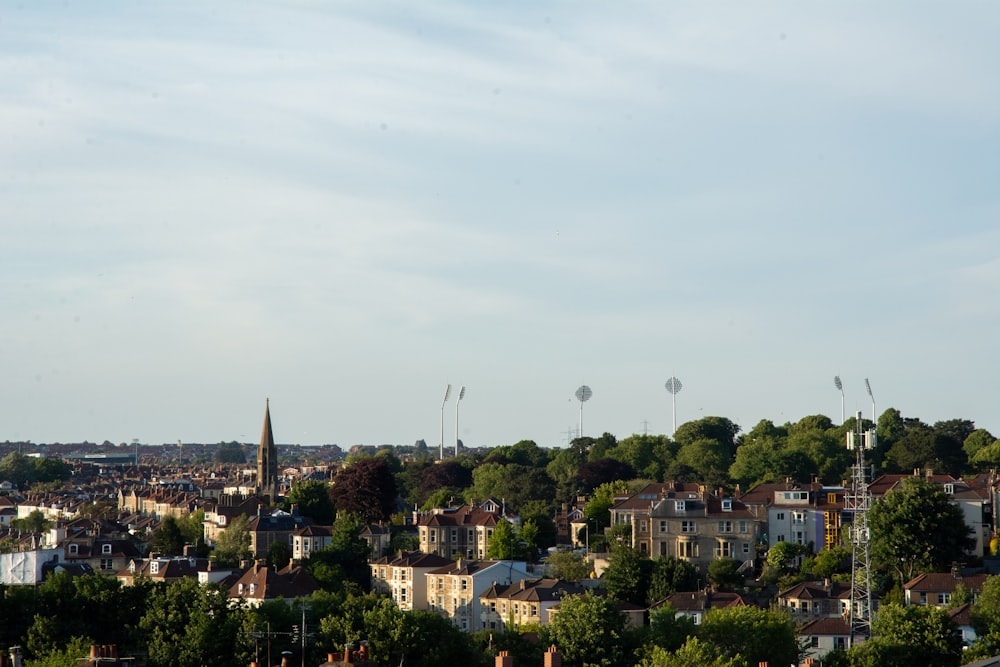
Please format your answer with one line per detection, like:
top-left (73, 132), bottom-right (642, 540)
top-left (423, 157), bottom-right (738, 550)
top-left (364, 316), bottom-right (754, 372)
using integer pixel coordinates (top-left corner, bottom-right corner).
top-left (455, 386), bottom-right (466, 457)
top-left (440, 384), bottom-right (451, 460)
top-left (834, 376), bottom-right (844, 424)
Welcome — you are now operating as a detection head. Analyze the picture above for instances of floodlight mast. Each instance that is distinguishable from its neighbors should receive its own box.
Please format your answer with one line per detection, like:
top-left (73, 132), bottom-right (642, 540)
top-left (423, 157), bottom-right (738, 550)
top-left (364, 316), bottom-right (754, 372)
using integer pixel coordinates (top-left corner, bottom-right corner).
top-left (865, 378), bottom-right (875, 424)
top-left (834, 375), bottom-right (845, 424)
top-left (575, 385), bottom-right (592, 438)
top-left (665, 377), bottom-right (682, 437)
top-left (455, 386), bottom-right (466, 457)
top-left (440, 384), bottom-right (451, 460)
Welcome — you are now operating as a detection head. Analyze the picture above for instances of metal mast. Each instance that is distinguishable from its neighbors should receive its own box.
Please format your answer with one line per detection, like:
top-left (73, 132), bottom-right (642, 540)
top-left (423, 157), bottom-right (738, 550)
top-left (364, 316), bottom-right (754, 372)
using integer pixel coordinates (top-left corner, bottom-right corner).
top-left (845, 410), bottom-right (875, 645)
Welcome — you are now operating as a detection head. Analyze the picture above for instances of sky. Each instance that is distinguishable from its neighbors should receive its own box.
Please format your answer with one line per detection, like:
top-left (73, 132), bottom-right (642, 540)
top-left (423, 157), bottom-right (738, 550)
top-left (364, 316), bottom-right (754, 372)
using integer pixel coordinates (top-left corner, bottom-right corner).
top-left (2, 2), bottom-right (998, 450)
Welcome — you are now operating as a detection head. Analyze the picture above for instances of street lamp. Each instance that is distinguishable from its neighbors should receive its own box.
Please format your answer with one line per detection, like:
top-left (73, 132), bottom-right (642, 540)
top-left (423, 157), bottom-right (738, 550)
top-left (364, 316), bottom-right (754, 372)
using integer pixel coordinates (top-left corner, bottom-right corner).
top-left (440, 384), bottom-right (451, 460)
top-left (834, 376), bottom-right (844, 424)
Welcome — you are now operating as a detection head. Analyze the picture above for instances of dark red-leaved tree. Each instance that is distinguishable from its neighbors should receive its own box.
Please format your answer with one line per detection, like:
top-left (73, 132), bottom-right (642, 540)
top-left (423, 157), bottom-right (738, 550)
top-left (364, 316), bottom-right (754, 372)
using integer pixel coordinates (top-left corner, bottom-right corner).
top-left (329, 457), bottom-right (398, 523)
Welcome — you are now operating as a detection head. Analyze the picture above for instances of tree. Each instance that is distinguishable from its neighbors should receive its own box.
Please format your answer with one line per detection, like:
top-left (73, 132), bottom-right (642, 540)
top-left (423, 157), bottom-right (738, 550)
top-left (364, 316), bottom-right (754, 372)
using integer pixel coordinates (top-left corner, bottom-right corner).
top-left (214, 441), bottom-right (246, 464)
top-left (963, 428), bottom-right (996, 460)
top-left (34, 457), bottom-right (72, 484)
top-left (0, 451), bottom-right (37, 489)
top-left (673, 417), bottom-right (741, 459)
top-left (546, 591), bottom-right (627, 667)
top-left (487, 518), bottom-right (533, 561)
top-left (970, 573), bottom-right (1000, 639)
top-left (286, 479), bottom-right (336, 524)
top-left (417, 460), bottom-right (472, 506)
top-left (603, 546), bottom-right (651, 606)
top-left (697, 606), bottom-right (799, 667)
top-left (13, 508), bottom-right (51, 534)
top-left (607, 434), bottom-right (677, 481)
top-left (647, 557), bottom-right (699, 604)
top-left (267, 540), bottom-right (291, 570)
top-left (707, 558), bottom-right (743, 592)
top-left (640, 637), bottom-right (745, 667)
top-left (148, 515), bottom-right (185, 556)
top-left (140, 579), bottom-right (252, 667)
top-left (467, 462), bottom-right (555, 511)
top-left (843, 603), bottom-right (963, 667)
top-left (305, 513), bottom-right (371, 594)
top-left (584, 480), bottom-right (632, 534)
top-left (577, 458), bottom-right (637, 493)
top-left (546, 550), bottom-right (592, 581)
top-left (213, 514), bottom-right (252, 567)
top-left (644, 606), bottom-right (698, 654)
top-left (868, 477), bottom-right (974, 582)
top-left (673, 439), bottom-right (731, 489)
top-left (330, 457), bottom-right (398, 523)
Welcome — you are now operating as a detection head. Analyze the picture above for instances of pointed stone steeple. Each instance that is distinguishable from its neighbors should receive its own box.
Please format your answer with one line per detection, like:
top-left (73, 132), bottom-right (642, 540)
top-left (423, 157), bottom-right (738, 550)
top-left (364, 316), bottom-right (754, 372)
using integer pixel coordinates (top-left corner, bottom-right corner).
top-left (257, 398), bottom-right (278, 503)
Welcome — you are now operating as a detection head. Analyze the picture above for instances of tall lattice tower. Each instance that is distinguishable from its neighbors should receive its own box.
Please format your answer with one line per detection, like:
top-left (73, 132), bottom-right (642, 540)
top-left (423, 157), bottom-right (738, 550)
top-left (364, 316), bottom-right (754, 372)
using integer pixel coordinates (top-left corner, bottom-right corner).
top-left (845, 411), bottom-right (876, 645)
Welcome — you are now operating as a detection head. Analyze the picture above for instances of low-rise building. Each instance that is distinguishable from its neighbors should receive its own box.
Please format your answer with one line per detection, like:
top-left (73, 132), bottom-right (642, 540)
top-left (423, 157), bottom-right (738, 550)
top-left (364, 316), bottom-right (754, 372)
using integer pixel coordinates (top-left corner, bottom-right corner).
top-left (425, 558), bottom-right (532, 632)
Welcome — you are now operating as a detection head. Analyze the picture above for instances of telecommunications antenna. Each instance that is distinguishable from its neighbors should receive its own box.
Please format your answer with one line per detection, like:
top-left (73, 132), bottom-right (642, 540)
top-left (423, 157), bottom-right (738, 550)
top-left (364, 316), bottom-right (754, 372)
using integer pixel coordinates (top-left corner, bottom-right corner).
top-left (665, 377), bottom-right (682, 437)
top-left (575, 385), bottom-right (592, 438)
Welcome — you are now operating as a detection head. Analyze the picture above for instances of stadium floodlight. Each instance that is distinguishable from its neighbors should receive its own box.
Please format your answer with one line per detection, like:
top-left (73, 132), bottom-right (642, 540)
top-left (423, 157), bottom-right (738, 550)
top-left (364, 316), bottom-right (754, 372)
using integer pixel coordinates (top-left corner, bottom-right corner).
top-left (455, 386), bottom-right (466, 457)
top-left (440, 384), bottom-right (451, 459)
top-left (865, 378), bottom-right (875, 424)
top-left (575, 385), bottom-right (592, 438)
top-left (834, 375), bottom-right (844, 424)
top-left (665, 377), bottom-right (682, 437)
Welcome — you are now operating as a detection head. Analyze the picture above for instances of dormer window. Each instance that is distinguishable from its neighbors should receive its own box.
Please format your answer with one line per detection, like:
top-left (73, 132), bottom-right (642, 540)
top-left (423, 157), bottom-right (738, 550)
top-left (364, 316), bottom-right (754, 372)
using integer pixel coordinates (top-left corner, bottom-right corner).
top-left (675, 500), bottom-right (686, 512)
top-left (944, 483), bottom-right (954, 495)
top-left (68, 544), bottom-right (78, 555)
top-left (721, 499), bottom-right (732, 512)
top-left (150, 561), bottom-right (159, 575)
top-left (102, 543), bottom-right (112, 554)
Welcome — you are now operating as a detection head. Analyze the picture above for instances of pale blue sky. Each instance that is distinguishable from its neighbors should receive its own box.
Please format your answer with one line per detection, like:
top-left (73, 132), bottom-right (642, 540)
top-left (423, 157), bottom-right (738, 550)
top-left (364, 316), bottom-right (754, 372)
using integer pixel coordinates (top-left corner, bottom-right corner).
top-left (2, 2), bottom-right (997, 448)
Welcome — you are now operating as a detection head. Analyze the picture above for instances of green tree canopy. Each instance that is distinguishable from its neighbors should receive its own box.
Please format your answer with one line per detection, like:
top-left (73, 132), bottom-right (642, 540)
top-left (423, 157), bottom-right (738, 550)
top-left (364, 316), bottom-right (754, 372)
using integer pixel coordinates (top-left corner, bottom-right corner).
top-left (647, 557), bottom-right (699, 605)
top-left (640, 636), bottom-right (745, 667)
top-left (140, 579), bottom-right (252, 667)
top-left (286, 479), bottom-right (336, 524)
top-left (868, 477), bottom-right (974, 582)
top-left (545, 591), bottom-right (627, 667)
top-left (697, 606), bottom-right (799, 667)
top-left (148, 515), bottom-right (185, 556)
top-left (841, 603), bottom-right (963, 667)
top-left (545, 550), bottom-right (592, 581)
top-left (213, 514), bottom-right (252, 567)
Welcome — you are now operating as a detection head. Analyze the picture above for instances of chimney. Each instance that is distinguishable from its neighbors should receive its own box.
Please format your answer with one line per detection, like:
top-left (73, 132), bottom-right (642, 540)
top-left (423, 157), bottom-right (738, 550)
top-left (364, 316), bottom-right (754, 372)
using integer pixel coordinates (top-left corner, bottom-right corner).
top-left (544, 645), bottom-right (562, 667)
top-left (9, 647), bottom-right (22, 667)
top-left (495, 651), bottom-right (514, 667)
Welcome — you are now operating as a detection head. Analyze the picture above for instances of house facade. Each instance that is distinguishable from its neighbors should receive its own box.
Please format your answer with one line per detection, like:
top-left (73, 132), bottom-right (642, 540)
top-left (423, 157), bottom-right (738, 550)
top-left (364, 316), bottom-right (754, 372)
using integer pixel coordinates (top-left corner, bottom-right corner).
top-left (425, 558), bottom-right (532, 632)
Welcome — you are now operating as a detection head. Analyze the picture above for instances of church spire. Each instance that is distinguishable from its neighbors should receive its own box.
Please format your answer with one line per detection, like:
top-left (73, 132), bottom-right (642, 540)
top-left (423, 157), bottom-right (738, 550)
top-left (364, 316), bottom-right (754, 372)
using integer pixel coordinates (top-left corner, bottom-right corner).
top-left (257, 398), bottom-right (278, 504)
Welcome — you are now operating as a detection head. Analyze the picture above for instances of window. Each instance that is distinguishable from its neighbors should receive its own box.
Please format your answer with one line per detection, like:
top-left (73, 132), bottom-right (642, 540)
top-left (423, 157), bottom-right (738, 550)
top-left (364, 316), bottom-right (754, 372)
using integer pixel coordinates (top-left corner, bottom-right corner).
top-left (777, 534), bottom-right (785, 543)
top-left (430, 531), bottom-right (436, 544)
top-left (675, 500), bottom-right (686, 511)
top-left (714, 541), bottom-right (733, 558)
top-left (810, 637), bottom-right (819, 648)
top-left (792, 511), bottom-right (805, 524)
top-left (938, 593), bottom-right (950, 605)
top-left (739, 520), bottom-right (747, 534)
top-left (400, 589), bottom-right (407, 602)
top-left (461, 579), bottom-right (468, 591)
top-left (100, 558), bottom-right (114, 570)
top-left (451, 530), bottom-right (458, 543)
top-left (659, 520), bottom-right (668, 534)
top-left (69, 544), bottom-right (78, 555)
top-left (776, 512), bottom-right (785, 521)
top-left (718, 521), bottom-right (733, 533)
top-left (827, 492), bottom-right (838, 504)
top-left (944, 483), bottom-right (954, 495)
top-left (681, 520), bottom-right (696, 533)
top-left (721, 499), bottom-right (732, 512)
top-left (659, 541), bottom-right (667, 556)
top-left (150, 561), bottom-right (159, 575)
top-left (834, 637), bottom-right (847, 649)
top-left (640, 520), bottom-right (647, 533)
top-left (678, 540), bottom-right (698, 558)
top-left (102, 543), bottom-right (112, 554)
top-left (742, 542), bottom-right (750, 554)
